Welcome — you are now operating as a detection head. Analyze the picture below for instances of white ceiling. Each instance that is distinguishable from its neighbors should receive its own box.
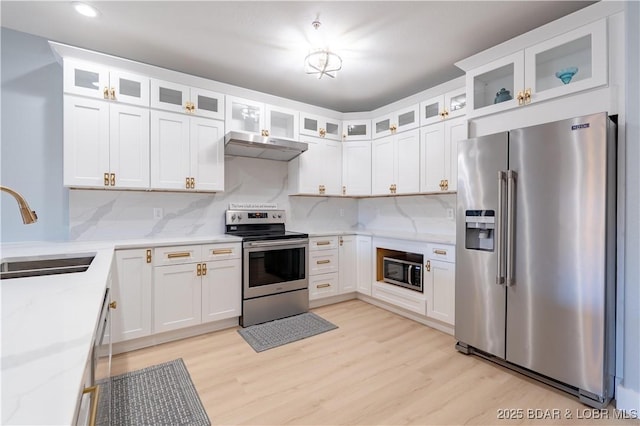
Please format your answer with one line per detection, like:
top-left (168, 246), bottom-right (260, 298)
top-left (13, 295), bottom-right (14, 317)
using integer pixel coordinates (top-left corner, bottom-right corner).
top-left (1, 1), bottom-right (596, 112)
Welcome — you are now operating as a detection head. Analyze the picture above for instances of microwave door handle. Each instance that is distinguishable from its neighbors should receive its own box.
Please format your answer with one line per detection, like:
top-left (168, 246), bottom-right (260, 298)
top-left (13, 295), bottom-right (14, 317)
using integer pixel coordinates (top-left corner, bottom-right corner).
top-left (407, 264), bottom-right (413, 286)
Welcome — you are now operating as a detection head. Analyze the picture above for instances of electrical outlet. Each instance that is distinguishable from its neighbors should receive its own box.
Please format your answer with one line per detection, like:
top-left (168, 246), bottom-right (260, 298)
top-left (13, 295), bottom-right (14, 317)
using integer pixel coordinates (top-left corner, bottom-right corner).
top-left (447, 208), bottom-right (454, 219)
top-left (153, 208), bottom-right (163, 219)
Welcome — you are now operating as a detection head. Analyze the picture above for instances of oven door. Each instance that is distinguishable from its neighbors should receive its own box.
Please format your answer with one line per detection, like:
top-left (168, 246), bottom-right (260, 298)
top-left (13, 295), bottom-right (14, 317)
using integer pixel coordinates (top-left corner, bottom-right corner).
top-left (243, 238), bottom-right (308, 299)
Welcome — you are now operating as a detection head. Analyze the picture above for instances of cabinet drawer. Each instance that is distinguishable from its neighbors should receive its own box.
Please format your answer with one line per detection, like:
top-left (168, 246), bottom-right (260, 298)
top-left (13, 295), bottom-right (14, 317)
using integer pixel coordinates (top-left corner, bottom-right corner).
top-left (372, 282), bottom-right (427, 316)
top-left (202, 243), bottom-right (241, 261)
top-left (153, 245), bottom-right (201, 266)
top-left (309, 250), bottom-right (338, 275)
top-left (309, 273), bottom-right (339, 300)
top-left (426, 243), bottom-right (455, 263)
top-left (309, 236), bottom-right (339, 251)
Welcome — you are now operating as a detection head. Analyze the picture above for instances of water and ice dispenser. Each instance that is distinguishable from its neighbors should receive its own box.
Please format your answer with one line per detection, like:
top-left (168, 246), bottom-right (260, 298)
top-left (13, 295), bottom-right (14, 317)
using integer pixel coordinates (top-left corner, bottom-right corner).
top-left (465, 210), bottom-right (495, 251)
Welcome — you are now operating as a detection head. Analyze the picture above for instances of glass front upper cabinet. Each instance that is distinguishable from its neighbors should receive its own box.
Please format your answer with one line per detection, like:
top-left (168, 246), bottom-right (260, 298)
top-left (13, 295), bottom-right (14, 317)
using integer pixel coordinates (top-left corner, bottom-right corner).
top-left (300, 113), bottom-right (341, 140)
top-left (225, 96), bottom-right (265, 134)
top-left (266, 105), bottom-right (298, 140)
top-left (342, 119), bottom-right (371, 141)
top-left (373, 104), bottom-right (419, 139)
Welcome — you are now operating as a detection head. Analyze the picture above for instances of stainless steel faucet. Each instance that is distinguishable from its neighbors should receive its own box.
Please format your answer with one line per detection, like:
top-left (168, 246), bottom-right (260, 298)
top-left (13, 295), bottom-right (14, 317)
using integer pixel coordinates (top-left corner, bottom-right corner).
top-left (0, 185), bottom-right (38, 224)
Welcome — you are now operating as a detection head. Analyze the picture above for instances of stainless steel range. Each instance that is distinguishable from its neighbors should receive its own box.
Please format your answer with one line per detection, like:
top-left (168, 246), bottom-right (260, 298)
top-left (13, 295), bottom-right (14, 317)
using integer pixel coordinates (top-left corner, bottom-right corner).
top-left (225, 209), bottom-right (309, 327)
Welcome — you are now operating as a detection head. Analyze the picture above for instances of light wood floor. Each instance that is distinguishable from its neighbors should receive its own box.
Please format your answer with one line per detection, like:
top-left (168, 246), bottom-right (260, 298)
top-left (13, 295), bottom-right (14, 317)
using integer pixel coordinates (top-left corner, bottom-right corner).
top-left (112, 300), bottom-right (638, 425)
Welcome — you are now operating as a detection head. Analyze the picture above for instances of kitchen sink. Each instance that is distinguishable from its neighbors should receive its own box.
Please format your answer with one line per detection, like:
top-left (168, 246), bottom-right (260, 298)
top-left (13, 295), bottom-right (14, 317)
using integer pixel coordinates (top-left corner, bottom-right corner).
top-left (0, 253), bottom-right (95, 280)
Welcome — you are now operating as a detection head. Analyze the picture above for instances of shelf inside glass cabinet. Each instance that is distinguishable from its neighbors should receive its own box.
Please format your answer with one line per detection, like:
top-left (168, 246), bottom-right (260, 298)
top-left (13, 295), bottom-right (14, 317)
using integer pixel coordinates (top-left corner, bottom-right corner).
top-left (473, 63), bottom-right (515, 110)
top-left (535, 34), bottom-right (592, 93)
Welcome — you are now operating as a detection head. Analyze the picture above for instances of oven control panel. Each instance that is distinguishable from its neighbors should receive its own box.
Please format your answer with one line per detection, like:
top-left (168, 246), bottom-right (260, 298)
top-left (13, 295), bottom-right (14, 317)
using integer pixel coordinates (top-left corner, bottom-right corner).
top-left (225, 209), bottom-right (285, 225)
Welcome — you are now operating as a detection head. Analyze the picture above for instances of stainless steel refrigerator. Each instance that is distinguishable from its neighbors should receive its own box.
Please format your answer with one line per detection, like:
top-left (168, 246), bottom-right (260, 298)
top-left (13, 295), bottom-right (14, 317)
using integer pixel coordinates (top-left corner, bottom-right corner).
top-left (455, 112), bottom-right (616, 408)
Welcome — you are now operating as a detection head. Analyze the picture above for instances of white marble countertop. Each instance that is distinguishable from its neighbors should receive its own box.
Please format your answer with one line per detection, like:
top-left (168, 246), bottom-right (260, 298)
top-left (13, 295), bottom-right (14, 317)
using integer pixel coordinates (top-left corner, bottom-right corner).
top-left (304, 229), bottom-right (456, 245)
top-left (0, 234), bottom-right (242, 425)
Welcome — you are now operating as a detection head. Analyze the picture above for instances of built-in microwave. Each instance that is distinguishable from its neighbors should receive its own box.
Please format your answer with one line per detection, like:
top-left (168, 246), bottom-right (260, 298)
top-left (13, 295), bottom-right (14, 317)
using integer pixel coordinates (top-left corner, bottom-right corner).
top-left (383, 255), bottom-right (423, 292)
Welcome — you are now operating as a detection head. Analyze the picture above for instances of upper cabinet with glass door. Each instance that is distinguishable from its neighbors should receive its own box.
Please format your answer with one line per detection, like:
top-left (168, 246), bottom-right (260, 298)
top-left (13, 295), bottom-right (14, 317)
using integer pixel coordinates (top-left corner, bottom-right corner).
top-left (63, 59), bottom-right (149, 107)
top-left (372, 103), bottom-right (420, 139)
top-left (420, 87), bottom-right (467, 127)
top-left (226, 96), bottom-right (299, 140)
top-left (299, 113), bottom-right (341, 141)
top-left (466, 18), bottom-right (607, 118)
top-left (151, 79), bottom-right (224, 120)
top-left (342, 119), bottom-right (371, 142)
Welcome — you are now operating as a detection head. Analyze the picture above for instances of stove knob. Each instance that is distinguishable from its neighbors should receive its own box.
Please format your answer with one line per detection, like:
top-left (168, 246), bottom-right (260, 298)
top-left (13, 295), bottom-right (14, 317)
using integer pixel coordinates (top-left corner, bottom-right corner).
top-left (278, 214), bottom-right (282, 218)
top-left (231, 214), bottom-right (236, 221)
top-left (272, 214), bottom-right (276, 218)
top-left (237, 214), bottom-right (243, 220)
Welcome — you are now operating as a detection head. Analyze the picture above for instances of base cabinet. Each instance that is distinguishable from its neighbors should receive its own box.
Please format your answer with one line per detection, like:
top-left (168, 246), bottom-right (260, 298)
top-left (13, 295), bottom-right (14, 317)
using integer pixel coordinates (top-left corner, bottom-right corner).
top-left (153, 262), bottom-right (202, 333)
top-left (356, 236), bottom-right (372, 295)
top-left (425, 243), bottom-right (455, 325)
top-left (338, 235), bottom-right (357, 293)
top-left (202, 258), bottom-right (241, 323)
top-left (111, 249), bottom-right (152, 343)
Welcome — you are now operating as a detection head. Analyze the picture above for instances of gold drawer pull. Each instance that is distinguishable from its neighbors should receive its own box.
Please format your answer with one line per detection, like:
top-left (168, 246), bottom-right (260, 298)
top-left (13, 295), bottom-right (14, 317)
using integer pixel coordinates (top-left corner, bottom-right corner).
top-left (212, 249), bottom-right (233, 255)
top-left (202, 263), bottom-right (207, 276)
top-left (433, 249), bottom-right (447, 255)
top-left (316, 241), bottom-right (331, 246)
top-left (317, 283), bottom-right (331, 289)
top-left (82, 385), bottom-right (100, 426)
top-left (197, 263), bottom-right (202, 276)
top-left (146, 249), bottom-right (152, 263)
top-left (317, 259), bottom-right (331, 265)
top-left (167, 252), bottom-right (191, 259)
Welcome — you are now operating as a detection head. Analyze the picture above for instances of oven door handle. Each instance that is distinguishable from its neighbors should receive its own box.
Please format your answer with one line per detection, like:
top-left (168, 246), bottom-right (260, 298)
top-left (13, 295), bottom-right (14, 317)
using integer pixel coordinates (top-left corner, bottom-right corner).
top-left (244, 238), bottom-right (308, 248)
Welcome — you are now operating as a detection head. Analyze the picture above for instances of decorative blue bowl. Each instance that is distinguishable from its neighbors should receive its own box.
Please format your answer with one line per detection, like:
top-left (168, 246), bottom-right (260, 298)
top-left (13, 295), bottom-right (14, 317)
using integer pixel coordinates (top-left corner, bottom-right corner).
top-left (555, 67), bottom-right (578, 84)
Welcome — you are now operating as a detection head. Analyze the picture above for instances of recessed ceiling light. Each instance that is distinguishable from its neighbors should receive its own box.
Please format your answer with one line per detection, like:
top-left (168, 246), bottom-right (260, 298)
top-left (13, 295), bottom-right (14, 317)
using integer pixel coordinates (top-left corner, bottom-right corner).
top-left (72, 2), bottom-right (99, 18)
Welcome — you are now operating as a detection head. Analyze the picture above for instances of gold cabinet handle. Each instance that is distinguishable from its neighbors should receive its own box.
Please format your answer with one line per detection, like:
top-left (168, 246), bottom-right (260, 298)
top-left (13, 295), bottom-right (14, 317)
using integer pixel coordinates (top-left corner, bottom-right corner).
top-left (318, 184), bottom-right (326, 195)
top-left (316, 241), bottom-right (331, 246)
top-left (339, 237), bottom-right (343, 246)
top-left (104, 172), bottom-right (110, 186)
top-left (524, 88), bottom-right (532, 104)
top-left (212, 249), bottom-right (233, 255)
top-left (190, 177), bottom-right (195, 189)
top-left (261, 129), bottom-right (270, 137)
top-left (342, 185), bottom-right (346, 196)
top-left (82, 385), bottom-right (100, 426)
top-left (201, 263), bottom-right (207, 276)
top-left (516, 91), bottom-right (525, 106)
top-left (146, 249), bottom-right (152, 263)
top-left (185, 177), bottom-right (190, 189)
top-left (109, 301), bottom-right (117, 309)
top-left (317, 283), bottom-right (331, 289)
top-left (442, 179), bottom-right (448, 191)
top-left (434, 249), bottom-right (447, 255)
top-left (390, 124), bottom-right (397, 133)
top-left (317, 259), bottom-right (331, 265)
top-left (109, 87), bottom-right (116, 100)
top-left (110, 173), bottom-right (115, 186)
top-left (319, 128), bottom-right (326, 137)
top-left (167, 252), bottom-right (191, 259)
top-left (426, 260), bottom-right (431, 272)
top-left (103, 87), bottom-right (109, 99)
top-left (196, 263), bottom-right (202, 276)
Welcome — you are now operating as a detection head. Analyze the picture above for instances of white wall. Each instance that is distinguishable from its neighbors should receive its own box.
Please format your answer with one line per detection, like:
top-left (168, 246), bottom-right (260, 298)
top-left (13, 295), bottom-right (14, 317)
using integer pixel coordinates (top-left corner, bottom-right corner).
top-left (1, 28), bottom-right (68, 242)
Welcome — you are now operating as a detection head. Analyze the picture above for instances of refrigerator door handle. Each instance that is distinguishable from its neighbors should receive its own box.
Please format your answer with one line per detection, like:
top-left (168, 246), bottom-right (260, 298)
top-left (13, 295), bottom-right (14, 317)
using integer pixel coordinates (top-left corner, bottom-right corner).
top-left (496, 171), bottom-right (506, 285)
top-left (506, 170), bottom-right (517, 286)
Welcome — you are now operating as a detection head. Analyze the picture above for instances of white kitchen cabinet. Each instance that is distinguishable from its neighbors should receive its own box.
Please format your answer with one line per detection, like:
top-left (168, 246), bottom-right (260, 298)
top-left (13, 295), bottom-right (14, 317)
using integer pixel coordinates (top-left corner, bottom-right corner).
top-left (151, 79), bottom-right (224, 120)
top-left (372, 128), bottom-right (420, 195)
top-left (154, 262), bottom-right (202, 333)
top-left (373, 103), bottom-right (420, 139)
top-left (299, 112), bottom-right (341, 141)
top-left (150, 110), bottom-right (224, 191)
top-left (425, 243), bottom-right (455, 325)
top-left (202, 258), bottom-right (242, 323)
top-left (342, 141), bottom-right (372, 196)
top-left (309, 236), bottom-right (340, 301)
top-left (420, 87), bottom-right (467, 127)
top-left (420, 116), bottom-right (467, 193)
top-left (342, 119), bottom-right (371, 141)
top-left (338, 235), bottom-right (357, 294)
top-left (64, 95), bottom-right (150, 189)
top-left (289, 135), bottom-right (342, 195)
top-left (63, 58), bottom-right (149, 107)
top-left (225, 96), bottom-right (298, 140)
top-left (466, 19), bottom-right (607, 117)
top-left (111, 249), bottom-right (152, 343)
top-left (356, 235), bottom-right (373, 296)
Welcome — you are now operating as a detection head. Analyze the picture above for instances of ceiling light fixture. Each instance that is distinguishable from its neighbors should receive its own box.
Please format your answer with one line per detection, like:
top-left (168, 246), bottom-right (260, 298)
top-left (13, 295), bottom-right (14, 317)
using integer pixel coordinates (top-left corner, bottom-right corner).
top-left (72, 2), bottom-right (99, 18)
top-left (304, 20), bottom-right (342, 79)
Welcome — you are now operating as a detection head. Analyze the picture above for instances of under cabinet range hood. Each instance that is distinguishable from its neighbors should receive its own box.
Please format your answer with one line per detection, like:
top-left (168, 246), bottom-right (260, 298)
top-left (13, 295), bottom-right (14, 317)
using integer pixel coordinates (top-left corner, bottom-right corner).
top-left (224, 131), bottom-right (308, 161)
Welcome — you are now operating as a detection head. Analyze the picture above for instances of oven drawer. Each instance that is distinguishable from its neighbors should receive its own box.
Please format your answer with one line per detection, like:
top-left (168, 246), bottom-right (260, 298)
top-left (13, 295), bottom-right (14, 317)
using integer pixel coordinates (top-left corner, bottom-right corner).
top-left (153, 245), bottom-right (202, 266)
top-left (202, 243), bottom-right (241, 261)
top-left (309, 250), bottom-right (338, 275)
top-left (309, 272), bottom-right (339, 300)
top-left (309, 236), bottom-right (339, 251)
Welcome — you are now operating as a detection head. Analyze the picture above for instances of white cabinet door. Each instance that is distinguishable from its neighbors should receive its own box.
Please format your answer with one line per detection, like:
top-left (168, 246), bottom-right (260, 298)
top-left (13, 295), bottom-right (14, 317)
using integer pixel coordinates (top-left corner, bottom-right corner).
top-left (338, 235), bottom-right (357, 294)
top-left (63, 95), bottom-right (110, 187)
top-left (150, 110), bottom-right (191, 190)
top-left (420, 123), bottom-right (445, 193)
top-left (426, 259), bottom-right (455, 325)
top-left (109, 104), bottom-right (150, 189)
top-left (356, 235), bottom-right (372, 296)
top-left (342, 119), bottom-right (371, 141)
top-left (419, 94), bottom-right (445, 127)
top-left (63, 59), bottom-right (109, 100)
top-left (444, 87), bottom-right (467, 120)
top-left (225, 96), bottom-right (265, 134)
top-left (109, 69), bottom-right (150, 107)
top-left (299, 113), bottom-right (341, 140)
top-left (202, 258), bottom-right (241, 323)
top-left (266, 105), bottom-right (298, 139)
top-left (112, 249), bottom-right (152, 343)
top-left (342, 141), bottom-right (371, 196)
top-left (395, 128), bottom-right (420, 194)
top-left (321, 139), bottom-right (343, 195)
top-left (373, 113), bottom-right (393, 139)
top-left (150, 79), bottom-right (191, 114)
top-left (309, 273), bottom-right (339, 300)
top-left (444, 116), bottom-right (467, 192)
top-left (395, 103), bottom-right (420, 133)
top-left (190, 117), bottom-right (224, 191)
top-left (310, 250), bottom-right (339, 275)
top-left (191, 87), bottom-right (225, 120)
top-left (154, 263), bottom-right (202, 333)
top-left (289, 136), bottom-right (341, 195)
top-left (371, 135), bottom-right (395, 195)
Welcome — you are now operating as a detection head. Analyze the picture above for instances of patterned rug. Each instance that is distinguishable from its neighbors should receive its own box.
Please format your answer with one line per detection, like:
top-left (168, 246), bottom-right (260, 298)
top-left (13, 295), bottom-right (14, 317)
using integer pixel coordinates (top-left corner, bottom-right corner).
top-left (238, 312), bottom-right (338, 352)
top-left (102, 358), bottom-right (210, 426)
